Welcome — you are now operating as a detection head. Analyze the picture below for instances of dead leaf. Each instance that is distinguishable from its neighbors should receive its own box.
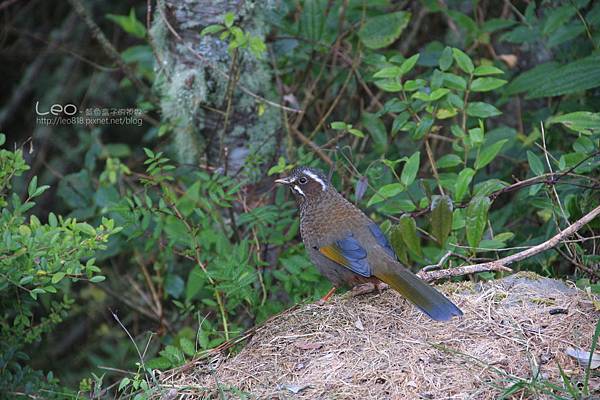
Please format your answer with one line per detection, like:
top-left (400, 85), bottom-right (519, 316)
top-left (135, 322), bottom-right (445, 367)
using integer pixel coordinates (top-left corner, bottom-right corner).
top-left (295, 341), bottom-right (322, 351)
top-left (566, 347), bottom-right (600, 369)
top-left (498, 54), bottom-right (518, 68)
top-left (355, 318), bottom-right (364, 331)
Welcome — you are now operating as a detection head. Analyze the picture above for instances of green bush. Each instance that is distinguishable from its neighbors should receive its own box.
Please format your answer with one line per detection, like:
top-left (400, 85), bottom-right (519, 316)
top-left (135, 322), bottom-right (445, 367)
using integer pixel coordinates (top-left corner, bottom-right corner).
top-left (0, 134), bottom-right (121, 397)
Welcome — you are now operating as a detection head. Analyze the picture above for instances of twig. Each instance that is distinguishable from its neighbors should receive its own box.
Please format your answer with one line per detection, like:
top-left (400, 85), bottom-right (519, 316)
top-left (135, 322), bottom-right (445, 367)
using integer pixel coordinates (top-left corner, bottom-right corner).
top-left (418, 204), bottom-right (600, 281)
top-left (291, 127), bottom-right (333, 166)
top-left (66, 0), bottom-right (158, 104)
top-left (422, 251), bottom-right (452, 272)
top-left (399, 6), bottom-right (428, 54)
top-left (307, 67), bottom-right (355, 140)
top-left (418, 262), bottom-right (511, 281)
top-left (110, 309), bottom-right (146, 370)
top-left (424, 137), bottom-right (445, 195)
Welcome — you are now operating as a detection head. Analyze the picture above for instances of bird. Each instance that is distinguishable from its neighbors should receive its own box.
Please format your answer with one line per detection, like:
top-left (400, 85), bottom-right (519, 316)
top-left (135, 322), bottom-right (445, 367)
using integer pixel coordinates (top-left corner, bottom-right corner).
top-left (275, 166), bottom-right (463, 321)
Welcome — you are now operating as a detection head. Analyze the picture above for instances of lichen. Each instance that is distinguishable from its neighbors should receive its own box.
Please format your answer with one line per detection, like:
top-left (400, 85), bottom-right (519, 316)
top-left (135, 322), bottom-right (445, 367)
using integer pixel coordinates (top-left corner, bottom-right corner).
top-left (150, 0), bottom-right (281, 177)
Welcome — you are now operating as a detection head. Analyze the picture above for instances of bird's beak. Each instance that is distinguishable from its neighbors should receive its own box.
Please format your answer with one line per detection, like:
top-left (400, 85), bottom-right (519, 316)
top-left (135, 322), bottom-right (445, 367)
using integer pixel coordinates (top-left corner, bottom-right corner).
top-left (274, 178), bottom-right (291, 185)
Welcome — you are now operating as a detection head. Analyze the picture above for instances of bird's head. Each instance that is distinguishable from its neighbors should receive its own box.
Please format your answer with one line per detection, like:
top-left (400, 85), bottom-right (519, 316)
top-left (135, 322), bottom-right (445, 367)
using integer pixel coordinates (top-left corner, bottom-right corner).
top-left (274, 166), bottom-right (330, 205)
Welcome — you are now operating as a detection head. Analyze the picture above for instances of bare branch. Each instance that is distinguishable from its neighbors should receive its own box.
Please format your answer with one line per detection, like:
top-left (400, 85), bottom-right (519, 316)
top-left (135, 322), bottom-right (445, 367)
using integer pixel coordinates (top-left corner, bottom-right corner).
top-left (67, 0), bottom-right (159, 104)
top-left (419, 204), bottom-right (600, 282)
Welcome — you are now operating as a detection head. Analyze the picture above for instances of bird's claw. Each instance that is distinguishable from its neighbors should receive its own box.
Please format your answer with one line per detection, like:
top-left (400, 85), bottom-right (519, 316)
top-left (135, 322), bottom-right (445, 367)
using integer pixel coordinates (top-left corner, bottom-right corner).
top-left (348, 282), bottom-right (389, 298)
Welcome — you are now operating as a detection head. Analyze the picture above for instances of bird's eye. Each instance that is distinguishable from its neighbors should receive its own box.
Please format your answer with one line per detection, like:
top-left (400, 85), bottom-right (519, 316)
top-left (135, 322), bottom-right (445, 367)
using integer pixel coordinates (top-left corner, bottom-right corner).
top-left (298, 176), bottom-right (308, 184)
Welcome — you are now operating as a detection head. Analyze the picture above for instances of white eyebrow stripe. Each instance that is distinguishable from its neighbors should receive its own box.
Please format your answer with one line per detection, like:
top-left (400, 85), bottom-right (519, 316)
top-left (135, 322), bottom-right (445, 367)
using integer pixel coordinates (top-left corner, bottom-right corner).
top-left (292, 185), bottom-right (305, 197)
top-left (303, 170), bottom-right (326, 191)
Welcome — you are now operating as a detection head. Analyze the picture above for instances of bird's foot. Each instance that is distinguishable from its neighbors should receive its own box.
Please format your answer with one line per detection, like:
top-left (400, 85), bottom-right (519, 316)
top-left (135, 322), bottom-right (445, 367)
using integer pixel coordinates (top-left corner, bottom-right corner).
top-left (349, 282), bottom-right (389, 297)
top-left (350, 282), bottom-right (376, 296)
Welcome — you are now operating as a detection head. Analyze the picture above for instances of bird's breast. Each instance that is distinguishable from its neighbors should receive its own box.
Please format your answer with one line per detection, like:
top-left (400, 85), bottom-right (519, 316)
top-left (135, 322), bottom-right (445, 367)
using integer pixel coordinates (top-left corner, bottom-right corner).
top-left (299, 193), bottom-right (370, 248)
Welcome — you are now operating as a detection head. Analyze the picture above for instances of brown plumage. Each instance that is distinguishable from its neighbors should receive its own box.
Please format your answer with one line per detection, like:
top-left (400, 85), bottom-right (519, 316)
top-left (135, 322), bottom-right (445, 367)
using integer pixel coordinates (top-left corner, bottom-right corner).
top-left (275, 166), bottom-right (462, 321)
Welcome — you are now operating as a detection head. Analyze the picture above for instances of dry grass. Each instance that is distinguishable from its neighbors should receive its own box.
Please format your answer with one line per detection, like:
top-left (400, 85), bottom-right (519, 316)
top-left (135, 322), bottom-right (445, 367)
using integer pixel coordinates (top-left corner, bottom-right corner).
top-left (157, 273), bottom-right (600, 399)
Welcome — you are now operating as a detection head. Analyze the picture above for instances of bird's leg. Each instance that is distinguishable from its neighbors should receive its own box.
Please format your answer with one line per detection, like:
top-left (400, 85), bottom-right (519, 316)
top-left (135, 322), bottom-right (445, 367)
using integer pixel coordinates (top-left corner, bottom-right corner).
top-left (317, 286), bottom-right (337, 305)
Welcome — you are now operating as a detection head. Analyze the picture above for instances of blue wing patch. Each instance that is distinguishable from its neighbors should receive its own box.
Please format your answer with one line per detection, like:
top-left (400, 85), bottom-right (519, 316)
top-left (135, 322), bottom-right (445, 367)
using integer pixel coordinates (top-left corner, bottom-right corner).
top-left (368, 223), bottom-right (397, 260)
top-left (319, 234), bottom-right (372, 277)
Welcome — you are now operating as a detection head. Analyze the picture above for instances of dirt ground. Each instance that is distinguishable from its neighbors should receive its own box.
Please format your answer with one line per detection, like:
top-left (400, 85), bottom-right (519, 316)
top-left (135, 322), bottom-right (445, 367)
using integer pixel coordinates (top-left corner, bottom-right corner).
top-left (158, 273), bottom-right (600, 399)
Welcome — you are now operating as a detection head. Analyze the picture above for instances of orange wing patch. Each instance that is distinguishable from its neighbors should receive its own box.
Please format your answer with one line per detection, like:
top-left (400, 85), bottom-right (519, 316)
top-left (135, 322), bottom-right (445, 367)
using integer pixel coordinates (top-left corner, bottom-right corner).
top-left (318, 236), bottom-right (372, 277)
top-left (319, 244), bottom-right (352, 269)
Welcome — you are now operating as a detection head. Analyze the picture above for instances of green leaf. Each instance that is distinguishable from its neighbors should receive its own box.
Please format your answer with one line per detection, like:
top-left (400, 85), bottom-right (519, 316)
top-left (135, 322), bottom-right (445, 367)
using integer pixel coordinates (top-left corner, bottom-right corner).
top-left (574, 136), bottom-right (595, 153)
top-left (33, 185), bottom-right (50, 198)
top-left (75, 222), bottom-right (96, 236)
top-left (452, 48), bottom-right (474, 74)
top-left (299, 0), bottom-right (326, 41)
top-left (367, 183), bottom-right (405, 207)
top-left (412, 91), bottom-right (431, 101)
top-left (547, 112), bottom-right (600, 135)
top-left (455, 168), bottom-right (475, 202)
top-left (470, 77), bottom-right (507, 92)
top-left (473, 65), bottom-right (505, 76)
top-left (439, 46), bottom-right (453, 71)
top-left (429, 88), bottom-right (450, 101)
top-left (146, 356), bottom-right (171, 370)
top-left (399, 54), bottom-right (420, 75)
top-left (186, 267), bottom-right (204, 302)
top-left (430, 195), bottom-right (453, 247)
top-left (374, 79), bottom-right (403, 92)
top-left (362, 113), bottom-right (387, 154)
top-left (143, 147), bottom-right (154, 158)
top-left (474, 139), bottom-right (508, 170)
top-left (330, 121), bottom-right (347, 130)
top-left (469, 127), bottom-right (484, 146)
top-left (118, 378), bottom-right (131, 391)
top-left (494, 232), bottom-right (514, 243)
top-left (358, 11), bottom-right (411, 49)
top-left (200, 24), bottom-right (225, 36)
top-left (398, 215), bottom-right (422, 256)
top-left (403, 79), bottom-right (426, 91)
top-left (390, 226), bottom-right (409, 264)
top-left (223, 12), bottom-right (235, 28)
top-left (466, 102), bottom-right (502, 118)
top-left (51, 272), bottom-right (66, 284)
top-left (373, 66), bottom-right (402, 78)
top-left (27, 176), bottom-right (37, 197)
top-left (506, 62), bottom-right (559, 95)
top-left (441, 73), bottom-right (467, 91)
top-left (90, 276), bottom-right (106, 283)
top-left (466, 196), bottom-right (491, 248)
top-left (437, 154), bottom-right (462, 169)
top-left (401, 152), bottom-right (420, 187)
top-left (447, 10), bottom-right (477, 34)
top-left (527, 151), bottom-right (545, 176)
top-left (0, 133), bottom-right (5, 146)
top-left (524, 55), bottom-right (600, 99)
top-left (348, 128), bottom-right (365, 138)
top-left (392, 112), bottom-right (410, 135)
top-left (106, 8), bottom-right (146, 39)
top-left (19, 276), bottom-right (33, 285)
top-left (248, 36), bottom-right (266, 57)
top-left (482, 18), bottom-right (517, 33)
top-left (412, 115), bottom-right (434, 140)
top-left (179, 337), bottom-right (196, 357)
top-left (542, 5), bottom-right (577, 35)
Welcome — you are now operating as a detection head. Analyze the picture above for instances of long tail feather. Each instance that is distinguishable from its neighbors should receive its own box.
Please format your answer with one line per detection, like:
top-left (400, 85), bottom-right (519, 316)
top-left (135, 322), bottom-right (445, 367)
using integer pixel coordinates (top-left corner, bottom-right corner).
top-left (376, 267), bottom-right (462, 321)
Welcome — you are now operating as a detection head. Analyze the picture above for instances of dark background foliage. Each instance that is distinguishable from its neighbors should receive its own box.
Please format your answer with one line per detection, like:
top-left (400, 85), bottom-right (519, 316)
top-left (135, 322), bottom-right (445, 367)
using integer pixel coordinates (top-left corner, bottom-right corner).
top-left (0, 0), bottom-right (599, 398)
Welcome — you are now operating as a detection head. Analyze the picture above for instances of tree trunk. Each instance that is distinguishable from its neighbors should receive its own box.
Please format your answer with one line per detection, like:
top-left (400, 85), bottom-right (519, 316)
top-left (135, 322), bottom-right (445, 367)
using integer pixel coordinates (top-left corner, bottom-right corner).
top-left (151, 0), bottom-right (281, 177)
